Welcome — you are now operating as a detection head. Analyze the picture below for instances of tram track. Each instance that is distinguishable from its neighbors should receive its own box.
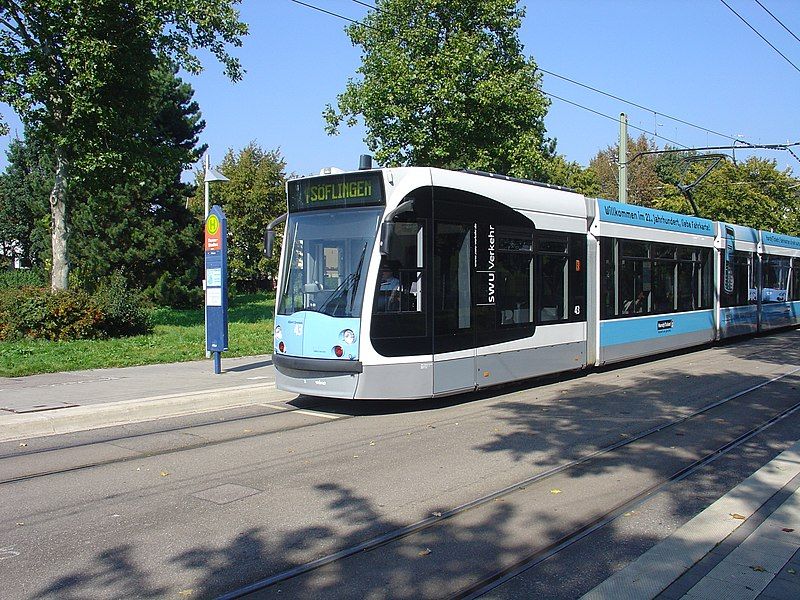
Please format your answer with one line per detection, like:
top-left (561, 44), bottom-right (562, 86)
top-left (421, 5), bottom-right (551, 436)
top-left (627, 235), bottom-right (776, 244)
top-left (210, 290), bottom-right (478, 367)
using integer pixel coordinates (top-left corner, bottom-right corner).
top-left (0, 404), bottom-right (353, 485)
top-left (217, 365), bottom-right (800, 599)
top-left (4, 333), bottom-right (796, 487)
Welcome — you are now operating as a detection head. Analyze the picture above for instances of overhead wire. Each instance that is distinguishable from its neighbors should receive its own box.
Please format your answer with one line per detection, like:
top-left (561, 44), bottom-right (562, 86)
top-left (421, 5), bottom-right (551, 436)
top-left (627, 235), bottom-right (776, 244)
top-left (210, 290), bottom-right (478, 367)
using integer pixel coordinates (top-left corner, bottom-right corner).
top-left (289, 0), bottom-right (797, 165)
top-left (753, 0), bottom-right (800, 46)
top-left (346, 0), bottom-right (750, 146)
top-left (719, 0), bottom-right (800, 74)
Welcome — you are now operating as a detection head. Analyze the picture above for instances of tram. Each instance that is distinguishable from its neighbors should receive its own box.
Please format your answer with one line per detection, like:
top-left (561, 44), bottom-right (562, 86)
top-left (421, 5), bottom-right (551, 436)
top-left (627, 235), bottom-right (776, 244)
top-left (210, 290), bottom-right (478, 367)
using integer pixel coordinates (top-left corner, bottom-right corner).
top-left (267, 160), bottom-right (800, 399)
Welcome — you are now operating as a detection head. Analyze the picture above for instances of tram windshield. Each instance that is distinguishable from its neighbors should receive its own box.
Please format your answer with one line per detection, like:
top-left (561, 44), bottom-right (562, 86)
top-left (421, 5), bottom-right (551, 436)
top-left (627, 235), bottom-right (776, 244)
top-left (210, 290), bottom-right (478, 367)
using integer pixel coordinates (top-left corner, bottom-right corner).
top-left (277, 207), bottom-right (382, 317)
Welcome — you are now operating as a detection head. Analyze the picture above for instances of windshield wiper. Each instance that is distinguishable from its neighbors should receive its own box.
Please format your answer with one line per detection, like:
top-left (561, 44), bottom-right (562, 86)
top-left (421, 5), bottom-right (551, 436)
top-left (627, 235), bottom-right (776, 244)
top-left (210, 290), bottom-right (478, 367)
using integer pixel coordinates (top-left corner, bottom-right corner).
top-left (318, 243), bottom-right (368, 317)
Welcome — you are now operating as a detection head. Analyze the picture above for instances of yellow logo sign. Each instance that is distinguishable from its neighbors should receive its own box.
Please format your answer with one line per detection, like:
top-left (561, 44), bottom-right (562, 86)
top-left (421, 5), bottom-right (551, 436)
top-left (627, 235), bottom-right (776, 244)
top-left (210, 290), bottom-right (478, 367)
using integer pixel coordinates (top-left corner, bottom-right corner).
top-left (206, 215), bottom-right (220, 236)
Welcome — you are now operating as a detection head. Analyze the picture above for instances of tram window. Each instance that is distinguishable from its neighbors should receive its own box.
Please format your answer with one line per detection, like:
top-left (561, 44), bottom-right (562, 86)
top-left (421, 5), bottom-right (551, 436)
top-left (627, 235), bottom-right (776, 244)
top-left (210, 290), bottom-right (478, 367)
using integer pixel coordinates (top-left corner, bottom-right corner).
top-left (603, 237), bottom-right (711, 318)
top-left (600, 238), bottom-right (616, 319)
top-left (677, 261), bottom-right (696, 311)
top-left (535, 233), bottom-right (569, 324)
top-left (792, 258), bottom-right (800, 301)
top-left (374, 221), bottom-right (424, 314)
top-left (620, 258), bottom-right (649, 314)
top-left (721, 251), bottom-right (753, 308)
top-left (762, 256), bottom-right (790, 303)
top-left (621, 241), bottom-right (649, 259)
top-left (537, 238), bottom-right (568, 253)
top-left (434, 222), bottom-right (472, 334)
top-left (497, 234), bottom-right (534, 326)
top-left (538, 255), bottom-right (568, 322)
top-left (652, 261), bottom-right (676, 313)
top-left (653, 244), bottom-right (676, 260)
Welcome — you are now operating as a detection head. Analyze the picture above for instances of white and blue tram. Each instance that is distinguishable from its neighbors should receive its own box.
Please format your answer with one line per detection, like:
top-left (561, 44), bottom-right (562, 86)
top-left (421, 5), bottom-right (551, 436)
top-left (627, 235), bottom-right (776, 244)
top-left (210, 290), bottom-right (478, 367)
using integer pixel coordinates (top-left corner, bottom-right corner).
top-left (268, 163), bottom-right (800, 399)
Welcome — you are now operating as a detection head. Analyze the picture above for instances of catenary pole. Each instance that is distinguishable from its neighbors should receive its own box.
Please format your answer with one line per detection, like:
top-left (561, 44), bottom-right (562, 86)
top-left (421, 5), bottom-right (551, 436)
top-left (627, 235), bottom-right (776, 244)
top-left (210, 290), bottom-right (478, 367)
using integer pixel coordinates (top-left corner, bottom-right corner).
top-left (619, 113), bottom-right (628, 204)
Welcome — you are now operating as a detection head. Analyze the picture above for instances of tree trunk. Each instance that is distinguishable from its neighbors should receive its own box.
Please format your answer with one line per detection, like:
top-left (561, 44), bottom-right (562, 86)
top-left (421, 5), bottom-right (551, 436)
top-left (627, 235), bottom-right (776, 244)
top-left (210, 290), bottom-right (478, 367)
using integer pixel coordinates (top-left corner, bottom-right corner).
top-left (49, 151), bottom-right (69, 291)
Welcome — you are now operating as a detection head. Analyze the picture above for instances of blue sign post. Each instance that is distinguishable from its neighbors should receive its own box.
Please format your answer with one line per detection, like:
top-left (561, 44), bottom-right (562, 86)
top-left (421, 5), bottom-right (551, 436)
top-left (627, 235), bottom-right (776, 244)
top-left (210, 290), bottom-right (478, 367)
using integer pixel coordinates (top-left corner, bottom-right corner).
top-left (205, 205), bottom-right (229, 374)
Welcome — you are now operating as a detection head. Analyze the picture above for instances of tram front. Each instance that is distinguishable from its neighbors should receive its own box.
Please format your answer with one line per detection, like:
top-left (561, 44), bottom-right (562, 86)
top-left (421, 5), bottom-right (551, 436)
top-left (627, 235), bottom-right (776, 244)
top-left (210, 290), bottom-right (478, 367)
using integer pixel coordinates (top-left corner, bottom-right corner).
top-left (271, 169), bottom-right (385, 398)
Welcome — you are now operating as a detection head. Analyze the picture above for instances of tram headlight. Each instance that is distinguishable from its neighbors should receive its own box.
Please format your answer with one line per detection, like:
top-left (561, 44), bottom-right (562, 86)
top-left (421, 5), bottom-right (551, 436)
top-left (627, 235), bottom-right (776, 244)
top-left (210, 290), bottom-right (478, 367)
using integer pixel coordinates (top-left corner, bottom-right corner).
top-left (274, 325), bottom-right (282, 340)
top-left (342, 329), bottom-right (356, 345)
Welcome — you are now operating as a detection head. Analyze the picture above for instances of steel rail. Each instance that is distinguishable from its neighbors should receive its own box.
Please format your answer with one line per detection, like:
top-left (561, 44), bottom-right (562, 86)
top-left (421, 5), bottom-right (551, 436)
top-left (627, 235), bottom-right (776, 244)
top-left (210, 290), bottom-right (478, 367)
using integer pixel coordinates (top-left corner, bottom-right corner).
top-left (0, 405), bottom-right (349, 485)
top-left (217, 366), bottom-right (800, 599)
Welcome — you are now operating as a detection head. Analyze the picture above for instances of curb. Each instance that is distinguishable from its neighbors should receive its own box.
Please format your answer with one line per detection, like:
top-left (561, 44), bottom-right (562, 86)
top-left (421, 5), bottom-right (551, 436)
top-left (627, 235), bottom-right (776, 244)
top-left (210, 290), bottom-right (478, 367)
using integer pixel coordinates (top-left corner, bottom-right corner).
top-left (580, 439), bottom-right (800, 599)
top-left (0, 382), bottom-right (290, 443)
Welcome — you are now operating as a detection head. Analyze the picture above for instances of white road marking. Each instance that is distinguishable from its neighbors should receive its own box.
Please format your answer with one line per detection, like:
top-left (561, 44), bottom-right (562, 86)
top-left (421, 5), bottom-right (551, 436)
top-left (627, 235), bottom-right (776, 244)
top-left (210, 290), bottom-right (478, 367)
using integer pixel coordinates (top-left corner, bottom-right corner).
top-left (294, 409), bottom-right (341, 420)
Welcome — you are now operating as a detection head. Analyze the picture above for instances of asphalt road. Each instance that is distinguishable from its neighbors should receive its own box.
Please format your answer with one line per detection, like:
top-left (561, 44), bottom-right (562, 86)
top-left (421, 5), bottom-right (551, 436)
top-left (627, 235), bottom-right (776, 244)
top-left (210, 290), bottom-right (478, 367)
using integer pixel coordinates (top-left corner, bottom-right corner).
top-left (2, 331), bottom-right (799, 599)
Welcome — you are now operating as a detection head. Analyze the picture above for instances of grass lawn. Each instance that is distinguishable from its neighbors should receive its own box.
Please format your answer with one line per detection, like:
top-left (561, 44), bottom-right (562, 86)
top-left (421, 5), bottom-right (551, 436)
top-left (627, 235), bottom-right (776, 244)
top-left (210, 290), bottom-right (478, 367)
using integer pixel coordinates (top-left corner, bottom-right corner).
top-left (0, 293), bottom-right (275, 377)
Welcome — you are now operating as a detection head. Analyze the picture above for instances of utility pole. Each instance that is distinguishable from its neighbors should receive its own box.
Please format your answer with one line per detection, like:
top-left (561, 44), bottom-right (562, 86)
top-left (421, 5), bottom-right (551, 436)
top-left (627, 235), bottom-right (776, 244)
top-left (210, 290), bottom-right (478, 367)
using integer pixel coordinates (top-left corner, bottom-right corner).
top-left (619, 112), bottom-right (628, 204)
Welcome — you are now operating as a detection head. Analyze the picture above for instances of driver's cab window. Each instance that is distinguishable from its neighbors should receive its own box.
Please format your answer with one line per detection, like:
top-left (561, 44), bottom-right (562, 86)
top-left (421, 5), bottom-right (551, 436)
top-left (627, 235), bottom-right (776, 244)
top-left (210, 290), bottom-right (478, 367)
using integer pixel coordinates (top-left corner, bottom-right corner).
top-left (374, 222), bottom-right (424, 314)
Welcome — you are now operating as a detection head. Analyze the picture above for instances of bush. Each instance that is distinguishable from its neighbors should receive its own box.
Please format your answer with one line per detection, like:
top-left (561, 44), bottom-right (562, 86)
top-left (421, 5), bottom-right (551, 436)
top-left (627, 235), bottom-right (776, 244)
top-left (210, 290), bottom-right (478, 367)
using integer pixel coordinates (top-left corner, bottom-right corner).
top-left (0, 276), bottom-right (153, 341)
top-left (0, 287), bottom-right (104, 341)
top-left (0, 269), bottom-right (46, 290)
top-left (93, 273), bottom-right (153, 337)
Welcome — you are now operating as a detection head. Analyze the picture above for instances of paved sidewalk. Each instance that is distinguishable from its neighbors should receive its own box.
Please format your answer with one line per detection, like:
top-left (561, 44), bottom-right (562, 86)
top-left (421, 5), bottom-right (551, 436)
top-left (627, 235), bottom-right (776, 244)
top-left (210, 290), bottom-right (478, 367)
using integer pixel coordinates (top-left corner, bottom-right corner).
top-left (0, 354), bottom-right (294, 442)
top-left (582, 440), bottom-right (800, 600)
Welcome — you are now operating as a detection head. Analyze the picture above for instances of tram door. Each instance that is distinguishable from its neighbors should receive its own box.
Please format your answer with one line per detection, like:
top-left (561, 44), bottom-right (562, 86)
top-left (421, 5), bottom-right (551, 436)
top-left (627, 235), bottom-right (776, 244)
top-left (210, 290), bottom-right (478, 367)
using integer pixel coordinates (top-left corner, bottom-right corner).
top-left (432, 220), bottom-right (477, 395)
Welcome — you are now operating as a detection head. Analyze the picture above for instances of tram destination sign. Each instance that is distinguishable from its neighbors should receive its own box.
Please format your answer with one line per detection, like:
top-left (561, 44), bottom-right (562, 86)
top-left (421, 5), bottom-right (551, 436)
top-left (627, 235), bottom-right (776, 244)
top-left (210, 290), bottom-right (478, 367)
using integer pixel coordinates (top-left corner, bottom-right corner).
top-left (288, 171), bottom-right (385, 212)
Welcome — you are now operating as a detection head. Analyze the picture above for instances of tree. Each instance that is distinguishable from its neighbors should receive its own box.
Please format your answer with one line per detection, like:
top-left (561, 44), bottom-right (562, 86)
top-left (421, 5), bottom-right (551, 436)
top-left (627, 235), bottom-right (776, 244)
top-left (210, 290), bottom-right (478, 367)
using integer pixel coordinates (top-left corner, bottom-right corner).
top-left (68, 64), bottom-right (207, 306)
top-left (546, 155), bottom-right (599, 196)
top-left (0, 136), bottom-right (51, 268)
top-left (0, 0), bottom-right (247, 290)
top-left (588, 134), bottom-right (662, 206)
top-left (324, 0), bottom-right (555, 179)
top-left (192, 143), bottom-right (287, 292)
top-left (654, 157), bottom-right (800, 235)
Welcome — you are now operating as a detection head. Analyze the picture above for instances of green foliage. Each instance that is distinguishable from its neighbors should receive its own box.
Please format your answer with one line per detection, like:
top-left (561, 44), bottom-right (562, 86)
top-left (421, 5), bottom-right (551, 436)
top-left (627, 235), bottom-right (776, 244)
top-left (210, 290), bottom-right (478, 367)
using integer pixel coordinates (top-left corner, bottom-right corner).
top-left (0, 1), bottom-right (248, 288)
top-left (0, 287), bottom-right (103, 341)
top-left (324, 0), bottom-right (554, 179)
top-left (68, 64), bottom-right (206, 307)
top-left (546, 155), bottom-right (600, 196)
top-left (0, 292), bottom-right (275, 376)
top-left (93, 273), bottom-right (154, 338)
top-left (0, 276), bottom-right (153, 341)
top-left (0, 268), bottom-right (45, 290)
top-left (2, 65), bottom-right (207, 306)
top-left (653, 157), bottom-right (800, 235)
top-left (0, 137), bottom-right (52, 267)
top-left (588, 134), bottom-right (662, 206)
top-left (192, 143), bottom-right (288, 292)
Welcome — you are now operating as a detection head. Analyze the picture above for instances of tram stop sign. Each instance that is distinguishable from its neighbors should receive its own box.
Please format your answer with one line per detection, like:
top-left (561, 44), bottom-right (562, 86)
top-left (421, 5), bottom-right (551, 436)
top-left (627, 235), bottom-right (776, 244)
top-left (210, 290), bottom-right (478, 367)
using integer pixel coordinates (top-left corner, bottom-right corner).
top-left (205, 205), bottom-right (229, 358)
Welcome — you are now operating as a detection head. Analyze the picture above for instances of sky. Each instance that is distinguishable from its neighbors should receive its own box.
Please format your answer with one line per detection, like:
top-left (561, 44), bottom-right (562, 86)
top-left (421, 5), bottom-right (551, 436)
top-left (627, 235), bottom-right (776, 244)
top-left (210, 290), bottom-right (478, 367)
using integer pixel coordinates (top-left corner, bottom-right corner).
top-left (1, 0), bottom-right (799, 179)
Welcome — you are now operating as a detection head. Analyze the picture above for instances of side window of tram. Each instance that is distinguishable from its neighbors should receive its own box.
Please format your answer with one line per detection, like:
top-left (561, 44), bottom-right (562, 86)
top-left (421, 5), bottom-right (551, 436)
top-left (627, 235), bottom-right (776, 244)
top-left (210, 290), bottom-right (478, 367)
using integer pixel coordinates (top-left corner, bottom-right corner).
top-left (536, 236), bottom-right (569, 323)
top-left (496, 235), bottom-right (534, 327)
top-left (762, 256), bottom-right (790, 303)
top-left (434, 222), bottom-right (472, 334)
top-left (721, 251), bottom-right (754, 308)
top-left (373, 222), bottom-right (424, 314)
top-left (793, 258), bottom-right (800, 302)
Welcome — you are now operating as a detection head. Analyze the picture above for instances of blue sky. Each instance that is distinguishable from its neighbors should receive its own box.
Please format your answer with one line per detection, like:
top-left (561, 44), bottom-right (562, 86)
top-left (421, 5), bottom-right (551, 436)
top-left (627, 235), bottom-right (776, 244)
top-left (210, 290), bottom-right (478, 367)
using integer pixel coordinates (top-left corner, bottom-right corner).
top-left (1, 0), bottom-right (798, 178)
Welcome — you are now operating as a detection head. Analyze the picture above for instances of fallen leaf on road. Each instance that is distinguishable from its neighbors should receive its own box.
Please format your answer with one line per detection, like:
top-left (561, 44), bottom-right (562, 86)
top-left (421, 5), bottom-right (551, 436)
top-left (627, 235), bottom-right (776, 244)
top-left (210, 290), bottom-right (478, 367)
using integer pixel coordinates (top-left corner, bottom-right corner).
top-left (730, 513), bottom-right (746, 520)
top-left (418, 548), bottom-right (432, 557)
top-left (550, 489), bottom-right (562, 495)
